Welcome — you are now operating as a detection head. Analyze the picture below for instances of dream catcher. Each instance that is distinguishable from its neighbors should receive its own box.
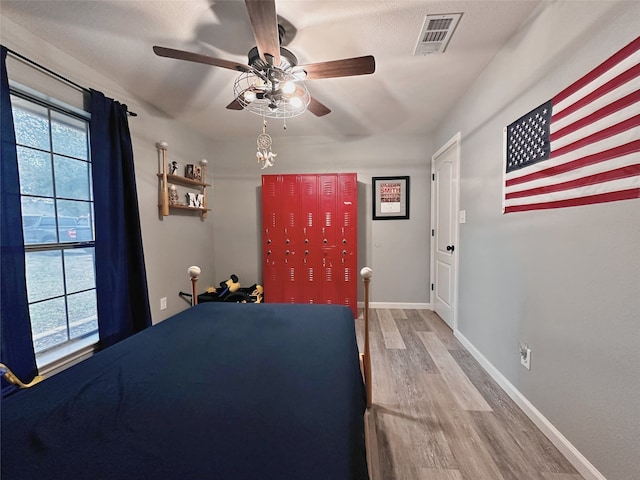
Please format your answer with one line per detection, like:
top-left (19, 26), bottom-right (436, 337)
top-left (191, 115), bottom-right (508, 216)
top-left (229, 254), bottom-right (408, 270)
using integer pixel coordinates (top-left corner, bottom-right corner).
top-left (256, 120), bottom-right (277, 169)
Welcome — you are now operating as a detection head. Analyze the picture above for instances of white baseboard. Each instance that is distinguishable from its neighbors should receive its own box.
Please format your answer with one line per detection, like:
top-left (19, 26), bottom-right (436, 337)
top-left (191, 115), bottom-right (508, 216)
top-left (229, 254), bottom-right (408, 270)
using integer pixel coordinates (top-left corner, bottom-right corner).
top-left (358, 301), bottom-right (432, 310)
top-left (454, 330), bottom-right (607, 480)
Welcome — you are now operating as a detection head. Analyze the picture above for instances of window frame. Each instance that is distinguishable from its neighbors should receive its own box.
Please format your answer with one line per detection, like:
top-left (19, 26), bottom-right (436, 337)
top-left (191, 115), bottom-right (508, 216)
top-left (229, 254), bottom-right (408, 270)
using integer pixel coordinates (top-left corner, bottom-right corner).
top-left (10, 84), bottom-right (99, 369)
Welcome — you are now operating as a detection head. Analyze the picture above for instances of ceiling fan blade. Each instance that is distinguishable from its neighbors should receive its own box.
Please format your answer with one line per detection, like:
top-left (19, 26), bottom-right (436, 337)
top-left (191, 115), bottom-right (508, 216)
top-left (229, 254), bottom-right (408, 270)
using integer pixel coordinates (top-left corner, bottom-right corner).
top-left (296, 55), bottom-right (376, 80)
top-left (245, 0), bottom-right (281, 65)
top-left (226, 97), bottom-right (244, 110)
top-left (308, 96), bottom-right (331, 117)
top-left (153, 46), bottom-right (251, 72)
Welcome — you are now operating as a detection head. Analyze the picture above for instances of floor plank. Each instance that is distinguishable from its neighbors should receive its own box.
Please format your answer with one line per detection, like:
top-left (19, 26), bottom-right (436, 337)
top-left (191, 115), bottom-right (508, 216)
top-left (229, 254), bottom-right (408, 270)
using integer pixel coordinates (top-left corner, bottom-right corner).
top-left (417, 332), bottom-right (493, 412)
top-left (377, 308), bottom-right (407, 350)
top-left (417, 309), bottom-right (464, 350)
top-left (418, 468), bottom-right (464, 479)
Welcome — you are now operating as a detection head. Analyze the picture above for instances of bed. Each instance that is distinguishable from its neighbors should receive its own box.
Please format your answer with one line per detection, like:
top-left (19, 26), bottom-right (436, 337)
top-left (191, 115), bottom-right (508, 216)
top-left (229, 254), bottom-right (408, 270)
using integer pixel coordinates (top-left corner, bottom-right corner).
top-left (1, 271), bottom-right (374, 480)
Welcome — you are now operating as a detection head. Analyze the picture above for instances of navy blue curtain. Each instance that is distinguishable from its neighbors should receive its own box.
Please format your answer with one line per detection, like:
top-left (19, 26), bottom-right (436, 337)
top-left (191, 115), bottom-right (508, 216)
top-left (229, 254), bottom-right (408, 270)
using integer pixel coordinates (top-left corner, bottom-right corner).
top-left (90, 90), bottom-right (151, 348)
top-left (0, 46), bottom-right (38, 396)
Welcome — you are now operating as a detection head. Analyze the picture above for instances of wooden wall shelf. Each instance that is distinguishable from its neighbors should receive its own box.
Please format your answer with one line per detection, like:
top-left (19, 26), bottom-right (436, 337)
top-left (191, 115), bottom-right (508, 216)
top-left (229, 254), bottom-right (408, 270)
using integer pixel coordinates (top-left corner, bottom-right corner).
top-left (156, 142), bottom-right (209, 218)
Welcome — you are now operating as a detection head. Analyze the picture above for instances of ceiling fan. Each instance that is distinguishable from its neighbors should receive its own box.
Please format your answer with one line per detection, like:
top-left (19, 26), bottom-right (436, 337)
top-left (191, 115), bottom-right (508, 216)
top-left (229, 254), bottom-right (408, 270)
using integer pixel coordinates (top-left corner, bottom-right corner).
top-left (153, 0), bottom-right (375, 118)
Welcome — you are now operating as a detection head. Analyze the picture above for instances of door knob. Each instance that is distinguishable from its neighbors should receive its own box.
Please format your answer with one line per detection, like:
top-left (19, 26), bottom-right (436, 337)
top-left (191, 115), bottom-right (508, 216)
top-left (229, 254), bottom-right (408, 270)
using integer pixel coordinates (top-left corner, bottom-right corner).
top-left (446, 245), bottom-right (455, 252)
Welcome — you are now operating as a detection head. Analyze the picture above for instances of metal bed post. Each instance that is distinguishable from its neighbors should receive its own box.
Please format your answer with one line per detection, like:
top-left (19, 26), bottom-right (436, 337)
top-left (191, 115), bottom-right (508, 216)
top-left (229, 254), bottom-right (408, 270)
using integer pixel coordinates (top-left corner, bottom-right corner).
top-left (360, 267), bottom-right (373, 408)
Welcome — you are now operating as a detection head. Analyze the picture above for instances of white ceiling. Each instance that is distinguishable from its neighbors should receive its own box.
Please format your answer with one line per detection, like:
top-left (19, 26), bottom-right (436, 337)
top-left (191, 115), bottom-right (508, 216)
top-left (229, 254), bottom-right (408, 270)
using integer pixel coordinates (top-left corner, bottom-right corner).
top-left (1, 0), bottom-right (541, 140)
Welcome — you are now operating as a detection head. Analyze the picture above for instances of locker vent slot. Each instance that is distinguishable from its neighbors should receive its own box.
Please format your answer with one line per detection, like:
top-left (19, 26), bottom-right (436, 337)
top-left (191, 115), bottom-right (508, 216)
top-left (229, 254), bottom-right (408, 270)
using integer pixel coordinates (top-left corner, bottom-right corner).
top-left (325, 268), bottom-right (333, 282)
top-left (306, 212), bottom-right (313, 226)
top-left (322, 182), bottom-right (334, 196)
top-left (342, 180), bottom-right (356, 196)
top-left (288, 268), bottom-right (295, 281)
top-left (304, 183), bottom-right (314, 195)
top-left (325, 212), bottom-right (332, 226)
top-left (268, 213), bottom-right (276, 228)
top-left (343, 211), bottom-right (352, 227)
top-left (307, 267), bottom-right (314, 282)
top-left (344, 267), bottom-right (352, 282)
top-left (287, 212), bottom-right (295, 227)
top-left (266, 183), bottom-right (276, 197)
top-left (286, 182), bottom-right (296, 197)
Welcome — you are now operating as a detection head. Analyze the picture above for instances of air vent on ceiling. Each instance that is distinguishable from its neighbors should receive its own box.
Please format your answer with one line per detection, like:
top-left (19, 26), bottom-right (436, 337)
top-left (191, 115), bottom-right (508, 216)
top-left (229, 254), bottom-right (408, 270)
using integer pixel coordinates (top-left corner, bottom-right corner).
top-left (413, 13), bottom-right (463, 55)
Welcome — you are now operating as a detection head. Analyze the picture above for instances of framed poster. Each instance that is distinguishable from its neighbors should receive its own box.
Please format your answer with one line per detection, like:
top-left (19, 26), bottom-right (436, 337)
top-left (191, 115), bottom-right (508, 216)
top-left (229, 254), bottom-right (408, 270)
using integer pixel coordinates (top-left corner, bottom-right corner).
top-left (372, 176), bottom-right (410, 220)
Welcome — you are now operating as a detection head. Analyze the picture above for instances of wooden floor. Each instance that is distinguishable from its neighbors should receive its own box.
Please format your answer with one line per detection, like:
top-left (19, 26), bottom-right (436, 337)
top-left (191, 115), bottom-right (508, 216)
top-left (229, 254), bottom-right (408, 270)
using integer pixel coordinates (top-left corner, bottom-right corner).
top-left (355, 308), bottom-right (583, 480)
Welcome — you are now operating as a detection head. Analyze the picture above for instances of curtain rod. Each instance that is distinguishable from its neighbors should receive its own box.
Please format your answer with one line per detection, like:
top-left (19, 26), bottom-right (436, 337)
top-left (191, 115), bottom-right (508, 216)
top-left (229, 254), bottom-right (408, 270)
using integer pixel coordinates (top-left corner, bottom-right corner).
top-left (5, 46), bottom-right (137, 117)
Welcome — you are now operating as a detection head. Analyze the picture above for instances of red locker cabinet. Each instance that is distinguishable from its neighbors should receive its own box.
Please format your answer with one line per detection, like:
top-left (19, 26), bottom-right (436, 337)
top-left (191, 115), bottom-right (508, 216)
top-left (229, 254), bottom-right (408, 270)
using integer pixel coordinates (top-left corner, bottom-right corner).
top-left (262, 173), bottom-right (358, 317)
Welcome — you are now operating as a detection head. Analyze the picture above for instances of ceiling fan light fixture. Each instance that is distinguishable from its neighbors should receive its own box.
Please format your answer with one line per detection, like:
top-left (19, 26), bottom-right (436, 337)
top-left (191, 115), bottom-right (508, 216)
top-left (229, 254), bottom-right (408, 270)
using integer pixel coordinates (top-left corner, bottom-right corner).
top-left (234, 69), bottom-right (310, 119)
top-left (281, 80), bottom-right (296, 94)
top-left (292, 69), bottom-right (307, 80)
top-left (288, 96), bottom-right (303, 109)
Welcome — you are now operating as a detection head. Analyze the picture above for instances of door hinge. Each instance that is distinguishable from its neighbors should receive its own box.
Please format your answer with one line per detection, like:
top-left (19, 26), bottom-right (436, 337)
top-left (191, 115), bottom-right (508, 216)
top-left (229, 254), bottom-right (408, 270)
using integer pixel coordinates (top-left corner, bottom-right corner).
top-left (431, 229), bottom-right (435, 237)
top-left (432, 173), bottom-right (435, 181)
top-left (431, 283), bottom-right (434, 291)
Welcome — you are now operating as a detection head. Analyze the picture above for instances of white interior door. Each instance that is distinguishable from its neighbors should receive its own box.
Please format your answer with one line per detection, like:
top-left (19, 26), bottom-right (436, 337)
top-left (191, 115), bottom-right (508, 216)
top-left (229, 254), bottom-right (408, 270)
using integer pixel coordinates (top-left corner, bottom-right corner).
top-left (432, 134), bottom-right (460, 329)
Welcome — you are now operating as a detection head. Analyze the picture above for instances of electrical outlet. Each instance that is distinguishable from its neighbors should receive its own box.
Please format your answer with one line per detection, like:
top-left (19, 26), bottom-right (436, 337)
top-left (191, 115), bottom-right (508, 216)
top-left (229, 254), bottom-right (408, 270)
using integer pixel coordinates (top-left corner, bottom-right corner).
top-left (520, 345), bottom-right (531, 370)
top-left (160, 297), bottom-right (167, 310)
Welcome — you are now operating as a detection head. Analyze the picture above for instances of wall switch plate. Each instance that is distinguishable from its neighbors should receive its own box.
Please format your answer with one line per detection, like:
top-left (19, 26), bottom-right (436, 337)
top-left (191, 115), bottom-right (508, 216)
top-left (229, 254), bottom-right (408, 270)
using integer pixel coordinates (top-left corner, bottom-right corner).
top-left (520, 346), bottom-right (531, 370)
top-left (160, 297), bottom-right (167, 310)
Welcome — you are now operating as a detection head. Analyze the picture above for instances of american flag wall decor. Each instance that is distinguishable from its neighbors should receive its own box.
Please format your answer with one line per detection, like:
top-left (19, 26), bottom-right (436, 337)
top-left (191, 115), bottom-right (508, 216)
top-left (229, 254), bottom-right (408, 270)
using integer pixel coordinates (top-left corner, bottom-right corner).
top-left (503, 36), bottom-right (640, 214)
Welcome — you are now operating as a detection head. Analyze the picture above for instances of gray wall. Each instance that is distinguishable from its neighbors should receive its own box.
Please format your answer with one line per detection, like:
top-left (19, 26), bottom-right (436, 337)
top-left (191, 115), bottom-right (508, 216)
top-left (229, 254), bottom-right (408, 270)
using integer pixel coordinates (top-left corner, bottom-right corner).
top-left (209, 134), bottom-right (433, 305)
top-left (433, 2), bottom-right (640, 479)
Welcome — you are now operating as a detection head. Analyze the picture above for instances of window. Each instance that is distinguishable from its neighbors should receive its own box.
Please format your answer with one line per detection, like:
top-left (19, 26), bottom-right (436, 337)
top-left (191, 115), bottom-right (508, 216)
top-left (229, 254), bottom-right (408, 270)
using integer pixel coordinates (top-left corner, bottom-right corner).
top-left (11, 90), bottom-right (98, 363)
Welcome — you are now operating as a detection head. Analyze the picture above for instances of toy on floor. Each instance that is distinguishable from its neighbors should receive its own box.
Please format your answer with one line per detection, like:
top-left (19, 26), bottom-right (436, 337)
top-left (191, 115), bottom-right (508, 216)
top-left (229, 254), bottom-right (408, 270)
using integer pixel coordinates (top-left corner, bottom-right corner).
top-left (198, 274), bottom-right (241, 302)
top-left (182, 274), bottom-right (264, 304)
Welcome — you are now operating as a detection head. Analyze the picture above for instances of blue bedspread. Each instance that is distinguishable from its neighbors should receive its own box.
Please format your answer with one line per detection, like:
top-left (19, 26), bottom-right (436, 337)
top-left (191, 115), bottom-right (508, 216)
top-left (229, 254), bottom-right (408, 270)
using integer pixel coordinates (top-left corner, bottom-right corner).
top-left (1, 303), bottom-right (368, 479)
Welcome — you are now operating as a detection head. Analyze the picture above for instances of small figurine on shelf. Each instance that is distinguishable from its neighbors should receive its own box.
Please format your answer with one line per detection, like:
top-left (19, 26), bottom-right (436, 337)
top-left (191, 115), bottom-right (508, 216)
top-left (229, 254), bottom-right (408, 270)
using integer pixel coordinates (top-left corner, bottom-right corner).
top-left (185, 164), bottom-right (194, 179)
top-left (193, 165), bottom-right (202, 181)
top-left (169, 184), bottom-right (179, 205)
top-left (187, 193), bottom-right (204, 208)
top-left (170, 161), bottom-right (179, 175)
